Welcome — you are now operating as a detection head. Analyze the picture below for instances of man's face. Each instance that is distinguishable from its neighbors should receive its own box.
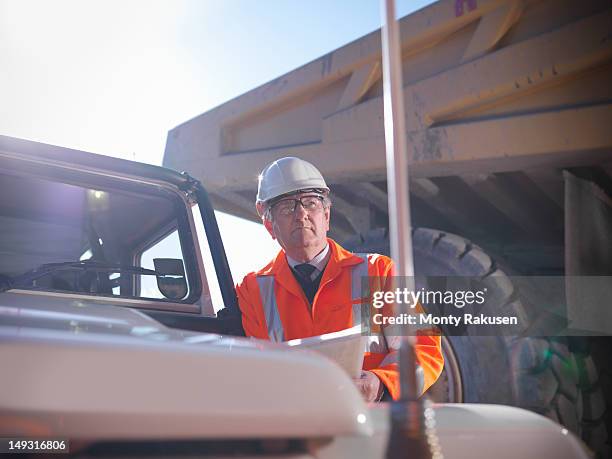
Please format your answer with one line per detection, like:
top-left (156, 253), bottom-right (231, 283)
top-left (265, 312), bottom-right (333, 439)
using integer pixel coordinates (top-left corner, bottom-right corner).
top-left (263, 192), bottom-right (330, 255)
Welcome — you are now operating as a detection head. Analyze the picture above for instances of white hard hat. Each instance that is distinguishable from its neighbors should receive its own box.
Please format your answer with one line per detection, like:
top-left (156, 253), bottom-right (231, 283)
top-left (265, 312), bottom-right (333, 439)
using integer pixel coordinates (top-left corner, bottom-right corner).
top-left (256, 157), bottom-right (329, 203)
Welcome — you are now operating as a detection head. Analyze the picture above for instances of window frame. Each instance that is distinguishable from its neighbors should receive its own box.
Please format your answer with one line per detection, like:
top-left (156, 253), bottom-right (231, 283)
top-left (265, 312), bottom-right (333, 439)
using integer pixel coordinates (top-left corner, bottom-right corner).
top-left (0, 163), bottom-right (205, 314)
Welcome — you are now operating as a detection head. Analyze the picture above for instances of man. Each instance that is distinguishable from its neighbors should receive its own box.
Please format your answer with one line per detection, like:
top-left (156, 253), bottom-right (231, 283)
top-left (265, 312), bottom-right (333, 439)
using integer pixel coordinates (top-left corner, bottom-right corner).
top-left (236, 157), bottom-right (443, 401)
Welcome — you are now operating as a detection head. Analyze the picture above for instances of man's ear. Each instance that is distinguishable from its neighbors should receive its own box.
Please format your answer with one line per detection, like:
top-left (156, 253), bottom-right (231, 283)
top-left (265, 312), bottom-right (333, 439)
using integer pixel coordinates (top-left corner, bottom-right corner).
top-left (324, 206), bottom-right (331, 232)
top-left (255, 202), bottom-right (276, 239)
top-left (263, 217), bottom-right (276, 239)
top-left (256, 202), bottom-right (266, 217)
top-left (256, 202), bottom-right (276, 239)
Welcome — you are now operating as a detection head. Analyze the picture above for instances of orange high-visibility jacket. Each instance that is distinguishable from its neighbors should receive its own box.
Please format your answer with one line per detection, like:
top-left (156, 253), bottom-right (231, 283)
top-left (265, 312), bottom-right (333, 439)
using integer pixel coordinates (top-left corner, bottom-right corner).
top-left (236, 238), bottom-right (444, 400)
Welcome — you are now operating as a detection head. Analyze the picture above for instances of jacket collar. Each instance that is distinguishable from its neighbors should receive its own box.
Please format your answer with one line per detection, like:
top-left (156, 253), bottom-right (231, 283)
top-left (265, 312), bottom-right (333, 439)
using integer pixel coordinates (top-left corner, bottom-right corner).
top-left (256, 238), bottom-right (365, 299)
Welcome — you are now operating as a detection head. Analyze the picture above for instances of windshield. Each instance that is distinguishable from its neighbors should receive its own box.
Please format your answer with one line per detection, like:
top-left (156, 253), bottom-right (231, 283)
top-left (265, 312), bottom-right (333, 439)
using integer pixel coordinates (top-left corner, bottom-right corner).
top-left (0, 170), bottom-right (197, 302)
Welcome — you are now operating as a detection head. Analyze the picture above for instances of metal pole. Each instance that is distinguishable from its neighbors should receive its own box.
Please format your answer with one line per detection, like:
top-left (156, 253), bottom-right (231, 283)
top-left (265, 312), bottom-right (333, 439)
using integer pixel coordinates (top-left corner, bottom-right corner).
top-left (380, 2), bottom-right (440, 458)
top-left (380, 0), bottom-right (418, 403)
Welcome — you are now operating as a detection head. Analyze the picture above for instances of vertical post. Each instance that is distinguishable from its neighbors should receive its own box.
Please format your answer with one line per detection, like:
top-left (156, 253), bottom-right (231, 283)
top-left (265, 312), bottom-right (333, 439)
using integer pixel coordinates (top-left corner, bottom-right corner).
top-left (380, 2), bottom-right (439, 458)
top-left (380, 0), bottom-right (418, 403)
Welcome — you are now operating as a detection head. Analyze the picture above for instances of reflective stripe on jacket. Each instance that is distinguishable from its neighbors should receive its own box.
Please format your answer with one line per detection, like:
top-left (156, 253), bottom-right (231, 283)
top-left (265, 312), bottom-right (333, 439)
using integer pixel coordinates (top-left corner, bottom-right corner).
top-left (235, 238), bottom-right (444, 400)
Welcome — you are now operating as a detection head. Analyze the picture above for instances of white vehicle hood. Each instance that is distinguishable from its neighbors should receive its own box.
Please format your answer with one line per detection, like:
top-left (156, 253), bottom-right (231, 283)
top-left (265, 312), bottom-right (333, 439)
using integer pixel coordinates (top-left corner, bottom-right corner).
top-left (0, 292), bottom-right (371, 439)
top-left (0, 292), bottom-right (591, 459)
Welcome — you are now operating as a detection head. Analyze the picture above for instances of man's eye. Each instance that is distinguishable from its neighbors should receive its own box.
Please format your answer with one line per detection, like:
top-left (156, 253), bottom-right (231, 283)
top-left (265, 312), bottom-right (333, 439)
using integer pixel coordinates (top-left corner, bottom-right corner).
top-left (277, 203), bottom-right (294, 212)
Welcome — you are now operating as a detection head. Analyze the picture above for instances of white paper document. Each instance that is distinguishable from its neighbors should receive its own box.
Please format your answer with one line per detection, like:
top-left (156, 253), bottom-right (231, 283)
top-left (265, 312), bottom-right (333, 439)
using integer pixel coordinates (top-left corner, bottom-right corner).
top-left (285, 325), bottom-right (365, 378)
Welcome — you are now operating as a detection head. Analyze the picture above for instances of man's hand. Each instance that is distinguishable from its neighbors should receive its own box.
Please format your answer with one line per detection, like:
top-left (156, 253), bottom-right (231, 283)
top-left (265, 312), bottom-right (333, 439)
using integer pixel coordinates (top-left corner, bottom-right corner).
top-left (353, 370), bottom-right (384, 402)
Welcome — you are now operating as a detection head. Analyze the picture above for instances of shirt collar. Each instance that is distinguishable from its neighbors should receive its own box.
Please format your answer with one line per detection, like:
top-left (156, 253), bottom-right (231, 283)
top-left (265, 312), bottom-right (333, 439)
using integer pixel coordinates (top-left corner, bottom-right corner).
top-left (286, 243), bottom-right (330, 275)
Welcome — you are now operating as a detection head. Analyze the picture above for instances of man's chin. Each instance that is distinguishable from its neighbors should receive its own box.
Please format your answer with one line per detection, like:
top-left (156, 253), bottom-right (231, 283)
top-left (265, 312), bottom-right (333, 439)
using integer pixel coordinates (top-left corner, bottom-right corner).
top-left (290, 235), bottom-right (320, 248)
top-left (293, 238), bottom-right (314, 247)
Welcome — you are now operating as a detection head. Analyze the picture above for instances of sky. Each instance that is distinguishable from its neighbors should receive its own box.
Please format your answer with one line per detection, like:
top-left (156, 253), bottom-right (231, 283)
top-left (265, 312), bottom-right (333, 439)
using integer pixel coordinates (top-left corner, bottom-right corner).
top-left (0, 0), bottom-right (434, 304)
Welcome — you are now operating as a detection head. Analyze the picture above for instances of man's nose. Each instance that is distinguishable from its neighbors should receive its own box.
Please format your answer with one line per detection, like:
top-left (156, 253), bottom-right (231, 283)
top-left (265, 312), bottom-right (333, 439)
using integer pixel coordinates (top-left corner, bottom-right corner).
top-left (294, 202), bottom-right (309, 219)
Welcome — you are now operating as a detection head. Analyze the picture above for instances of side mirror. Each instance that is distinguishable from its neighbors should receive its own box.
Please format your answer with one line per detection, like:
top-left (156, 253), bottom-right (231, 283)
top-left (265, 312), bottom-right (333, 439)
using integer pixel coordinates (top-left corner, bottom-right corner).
top-left (153, 258), bottom-right (187, 300)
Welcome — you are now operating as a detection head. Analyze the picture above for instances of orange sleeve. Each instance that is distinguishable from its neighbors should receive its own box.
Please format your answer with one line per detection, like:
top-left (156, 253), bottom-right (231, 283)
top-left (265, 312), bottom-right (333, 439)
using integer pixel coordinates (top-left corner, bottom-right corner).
top-left (368, 333), bottom-right (443, 400)
top-left (235, 274), bottom-right (269, 340)
top-left (367, 256), bottom-right (444, 400)
top-left (368, 363), bottom-right (399, 400)
top-left (415, 333), bottom-right (444, 393)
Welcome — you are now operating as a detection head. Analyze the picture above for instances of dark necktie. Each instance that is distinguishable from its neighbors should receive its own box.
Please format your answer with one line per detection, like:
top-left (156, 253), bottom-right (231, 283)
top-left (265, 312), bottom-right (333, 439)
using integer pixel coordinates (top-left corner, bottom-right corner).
top-left (294, 263), bottom-right (316, 281)
top-left (293, 263), bottom-right (320, 305)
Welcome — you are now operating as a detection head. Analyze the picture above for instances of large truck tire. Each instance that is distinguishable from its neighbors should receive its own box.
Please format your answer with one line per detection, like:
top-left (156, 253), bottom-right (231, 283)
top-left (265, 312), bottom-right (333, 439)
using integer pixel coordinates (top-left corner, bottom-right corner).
top-left (344, 227), bottom-right (608, 456)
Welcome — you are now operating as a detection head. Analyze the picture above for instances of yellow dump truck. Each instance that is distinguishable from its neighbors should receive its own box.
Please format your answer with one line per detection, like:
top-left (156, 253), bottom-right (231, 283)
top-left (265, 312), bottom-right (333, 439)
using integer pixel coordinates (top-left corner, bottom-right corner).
top-left (163, 0), bottom-right (612, 455)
